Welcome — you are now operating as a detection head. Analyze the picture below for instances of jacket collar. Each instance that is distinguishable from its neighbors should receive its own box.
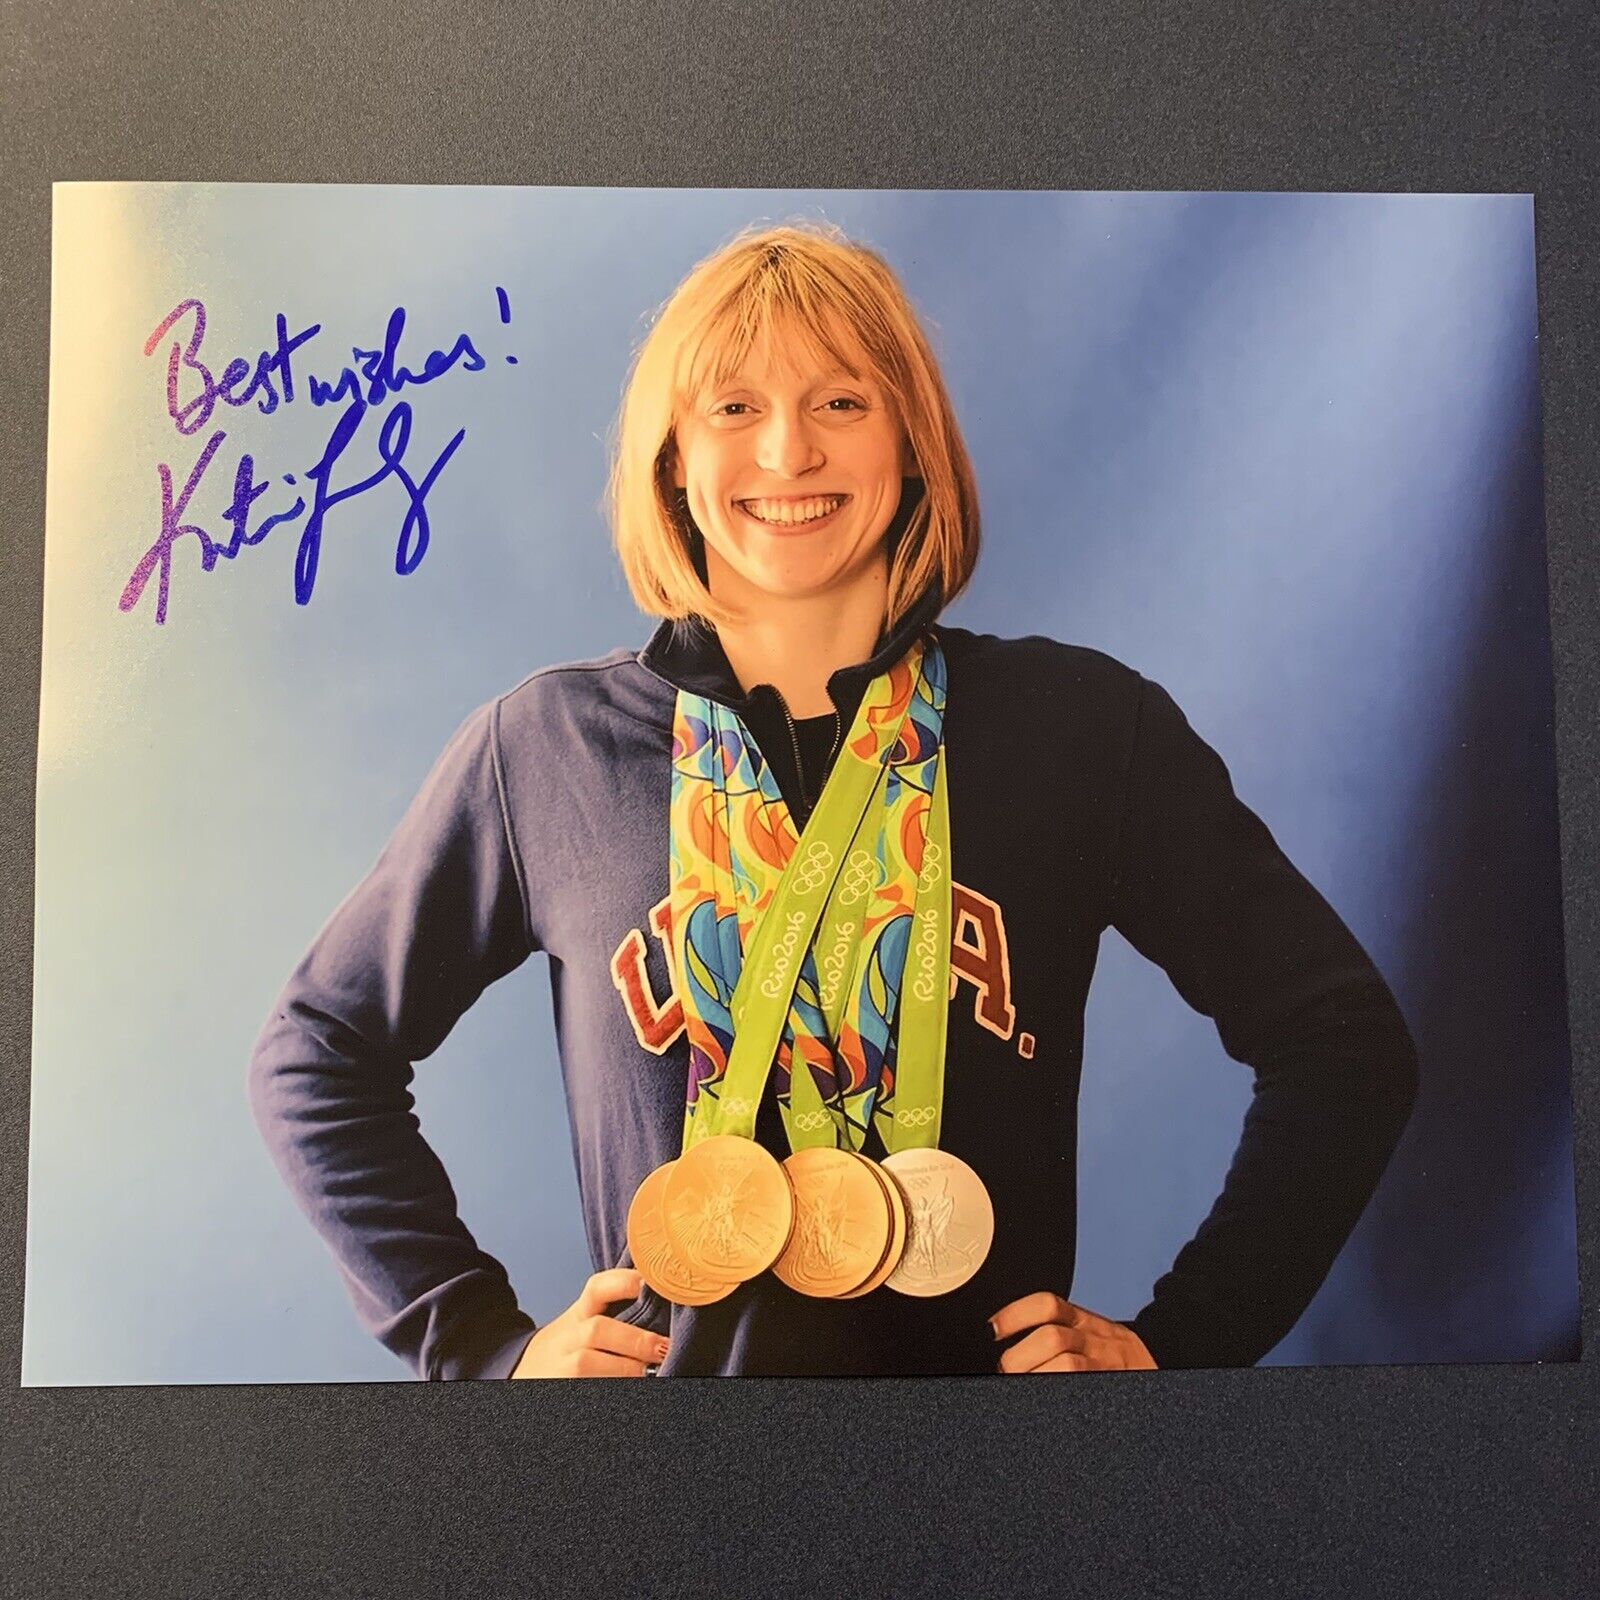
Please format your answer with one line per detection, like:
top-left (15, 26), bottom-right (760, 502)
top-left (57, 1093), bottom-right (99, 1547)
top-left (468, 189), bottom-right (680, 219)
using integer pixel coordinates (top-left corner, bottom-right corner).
top-left (637, 581), bottom-right (945, 715)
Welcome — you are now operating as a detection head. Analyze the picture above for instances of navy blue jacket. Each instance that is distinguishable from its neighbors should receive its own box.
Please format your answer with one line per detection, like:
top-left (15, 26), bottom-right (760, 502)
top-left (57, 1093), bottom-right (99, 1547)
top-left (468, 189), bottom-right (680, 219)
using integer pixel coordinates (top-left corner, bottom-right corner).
top-left (248, 586), bottom-right (1418, 1378)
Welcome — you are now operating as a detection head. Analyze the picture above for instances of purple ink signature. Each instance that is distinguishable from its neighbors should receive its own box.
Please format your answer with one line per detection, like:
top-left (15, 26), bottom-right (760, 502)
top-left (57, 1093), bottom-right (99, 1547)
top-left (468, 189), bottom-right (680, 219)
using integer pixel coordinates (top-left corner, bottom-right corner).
top-left (119, 291), bottom-right (514, 624)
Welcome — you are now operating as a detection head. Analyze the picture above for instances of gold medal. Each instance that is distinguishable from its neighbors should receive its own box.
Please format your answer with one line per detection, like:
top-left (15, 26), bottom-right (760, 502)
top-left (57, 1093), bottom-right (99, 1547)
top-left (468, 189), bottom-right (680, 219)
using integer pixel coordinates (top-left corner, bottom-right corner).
top-left (626, 1161), bottom-right (738, 1307)
top-left (662, 1135), bottom-right (795, 1281)
top-left (772, 1147), bottom-right (894, 1298)
top-left (835, 1154), bottom-right (908, 1299)
top-left (881, 1148), bottom-right (994, 1297)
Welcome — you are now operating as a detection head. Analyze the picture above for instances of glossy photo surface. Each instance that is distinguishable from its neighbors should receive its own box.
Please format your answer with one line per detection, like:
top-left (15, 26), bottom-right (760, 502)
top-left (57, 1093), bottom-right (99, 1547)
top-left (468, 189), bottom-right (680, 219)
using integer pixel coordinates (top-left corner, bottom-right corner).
top-left (25, 185), bottom-right (1574, 1383)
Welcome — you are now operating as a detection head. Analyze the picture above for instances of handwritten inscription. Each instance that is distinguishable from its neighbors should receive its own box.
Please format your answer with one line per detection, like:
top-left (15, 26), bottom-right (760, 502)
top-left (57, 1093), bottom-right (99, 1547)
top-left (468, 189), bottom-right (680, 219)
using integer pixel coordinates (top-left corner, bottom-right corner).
top-left (120, 290), bottom-right (515, 623)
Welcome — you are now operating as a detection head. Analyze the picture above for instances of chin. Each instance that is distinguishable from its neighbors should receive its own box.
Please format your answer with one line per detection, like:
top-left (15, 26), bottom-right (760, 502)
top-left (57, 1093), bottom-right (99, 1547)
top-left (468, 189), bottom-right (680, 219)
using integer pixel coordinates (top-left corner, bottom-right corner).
top-left (738, 578), bottom-right (839, 608)
top-left (749, 558), bottom-right (864, 599)
top-left (705, 533), bottom-right (887, 610)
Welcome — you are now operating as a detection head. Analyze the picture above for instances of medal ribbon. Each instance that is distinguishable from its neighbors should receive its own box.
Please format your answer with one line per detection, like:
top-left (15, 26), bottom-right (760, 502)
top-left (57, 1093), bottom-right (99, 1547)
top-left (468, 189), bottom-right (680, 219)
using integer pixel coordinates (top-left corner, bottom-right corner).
top-left (669, 637), bottom-right (952, 1156)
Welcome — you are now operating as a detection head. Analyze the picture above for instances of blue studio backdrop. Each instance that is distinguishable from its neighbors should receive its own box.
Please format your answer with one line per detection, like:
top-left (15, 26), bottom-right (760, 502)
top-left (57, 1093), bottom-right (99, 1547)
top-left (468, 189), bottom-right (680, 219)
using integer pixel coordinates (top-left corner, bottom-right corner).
top-left (25, 186), bottom-right (1575, 1382)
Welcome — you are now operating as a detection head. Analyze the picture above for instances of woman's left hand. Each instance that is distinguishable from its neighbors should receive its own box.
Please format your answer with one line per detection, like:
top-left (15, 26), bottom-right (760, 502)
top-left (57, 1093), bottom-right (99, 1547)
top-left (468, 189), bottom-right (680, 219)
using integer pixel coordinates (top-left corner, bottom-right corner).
top-left (989, 1292), bottom-right (1159, 1372)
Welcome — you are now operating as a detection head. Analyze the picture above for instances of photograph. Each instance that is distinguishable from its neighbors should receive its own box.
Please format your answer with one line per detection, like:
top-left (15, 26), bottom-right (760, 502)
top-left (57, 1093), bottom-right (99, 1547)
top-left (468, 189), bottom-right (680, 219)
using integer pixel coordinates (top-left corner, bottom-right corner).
top-left (24, 183), bottom-right (1576, 1383)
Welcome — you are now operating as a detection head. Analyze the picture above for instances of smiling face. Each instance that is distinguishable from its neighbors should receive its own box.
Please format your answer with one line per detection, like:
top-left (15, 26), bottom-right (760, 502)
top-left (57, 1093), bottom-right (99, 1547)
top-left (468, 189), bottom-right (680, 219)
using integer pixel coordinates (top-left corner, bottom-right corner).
top-left (669, 327), bottom-right (911, 615)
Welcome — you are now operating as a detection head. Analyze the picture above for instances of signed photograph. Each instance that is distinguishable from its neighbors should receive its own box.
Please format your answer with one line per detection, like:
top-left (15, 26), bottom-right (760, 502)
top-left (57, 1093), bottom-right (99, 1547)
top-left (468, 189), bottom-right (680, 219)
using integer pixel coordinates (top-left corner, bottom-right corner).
top-left (25, 183), bottom-right (1577, 1383)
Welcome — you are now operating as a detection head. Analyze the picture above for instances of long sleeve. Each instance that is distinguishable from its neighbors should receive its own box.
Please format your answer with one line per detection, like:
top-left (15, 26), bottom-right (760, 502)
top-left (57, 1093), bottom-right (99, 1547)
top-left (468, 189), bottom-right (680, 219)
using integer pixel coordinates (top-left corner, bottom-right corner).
top-left (1105, 675), bottom-right (1419, 1368)
top-left (248, 701), bottom-right (538, 1380)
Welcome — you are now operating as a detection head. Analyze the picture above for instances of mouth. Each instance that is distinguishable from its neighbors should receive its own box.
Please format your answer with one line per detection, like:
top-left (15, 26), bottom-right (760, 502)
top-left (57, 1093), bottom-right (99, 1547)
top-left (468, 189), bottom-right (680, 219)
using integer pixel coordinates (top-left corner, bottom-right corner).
top-left (735, 493), bottom-right (849, 531)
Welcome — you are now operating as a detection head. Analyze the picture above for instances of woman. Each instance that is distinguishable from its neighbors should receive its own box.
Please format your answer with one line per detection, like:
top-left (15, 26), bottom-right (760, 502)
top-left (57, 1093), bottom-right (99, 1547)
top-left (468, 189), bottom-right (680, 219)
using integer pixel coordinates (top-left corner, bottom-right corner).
top-left (249, 221), bottom-right (1418, 1380)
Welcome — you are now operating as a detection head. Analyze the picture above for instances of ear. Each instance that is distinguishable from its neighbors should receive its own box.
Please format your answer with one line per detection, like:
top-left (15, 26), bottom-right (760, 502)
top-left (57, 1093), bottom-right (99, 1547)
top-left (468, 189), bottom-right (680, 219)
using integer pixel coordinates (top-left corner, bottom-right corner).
top-left (669, 439), bottom-right (686, 490)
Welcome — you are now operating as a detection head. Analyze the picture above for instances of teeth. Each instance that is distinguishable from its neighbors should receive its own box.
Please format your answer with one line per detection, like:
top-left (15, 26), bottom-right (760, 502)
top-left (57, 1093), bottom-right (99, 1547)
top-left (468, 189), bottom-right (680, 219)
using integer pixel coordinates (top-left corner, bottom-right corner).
top-left (739, 495), bottom-right (846, 526)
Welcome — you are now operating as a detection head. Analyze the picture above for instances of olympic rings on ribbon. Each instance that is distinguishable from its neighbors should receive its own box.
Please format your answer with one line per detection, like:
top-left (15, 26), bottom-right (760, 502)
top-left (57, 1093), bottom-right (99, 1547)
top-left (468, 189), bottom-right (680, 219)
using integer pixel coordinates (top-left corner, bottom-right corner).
top-left (837, 849), bottom-right (877, 908)
top-left (792, 840), bottom-right (835, 896)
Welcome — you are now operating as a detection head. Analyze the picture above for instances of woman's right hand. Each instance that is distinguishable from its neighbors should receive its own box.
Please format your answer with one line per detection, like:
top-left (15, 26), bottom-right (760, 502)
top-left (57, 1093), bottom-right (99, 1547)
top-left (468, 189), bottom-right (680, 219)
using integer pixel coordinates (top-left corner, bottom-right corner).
top-left (509, 1268), bottom-right (670, 1378)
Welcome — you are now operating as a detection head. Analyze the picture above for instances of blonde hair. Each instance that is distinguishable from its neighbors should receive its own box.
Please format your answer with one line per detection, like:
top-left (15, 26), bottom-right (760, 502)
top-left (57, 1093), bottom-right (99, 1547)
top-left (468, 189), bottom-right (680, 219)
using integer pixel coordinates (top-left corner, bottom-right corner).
top-left (606, 220), bottom-right (981, 631)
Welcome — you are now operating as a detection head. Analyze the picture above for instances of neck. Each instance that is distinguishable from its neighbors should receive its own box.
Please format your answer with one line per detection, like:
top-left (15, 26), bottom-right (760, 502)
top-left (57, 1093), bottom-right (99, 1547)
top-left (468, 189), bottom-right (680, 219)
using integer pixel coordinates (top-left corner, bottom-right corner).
top-left (711, 565), bottom-right (890, 718)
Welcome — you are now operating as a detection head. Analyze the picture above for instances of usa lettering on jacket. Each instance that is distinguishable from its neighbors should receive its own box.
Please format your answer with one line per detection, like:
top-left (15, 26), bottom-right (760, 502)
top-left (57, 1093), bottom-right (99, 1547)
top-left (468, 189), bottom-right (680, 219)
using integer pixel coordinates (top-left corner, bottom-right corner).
top-left (609, 882), bottom-right (1030, 1059)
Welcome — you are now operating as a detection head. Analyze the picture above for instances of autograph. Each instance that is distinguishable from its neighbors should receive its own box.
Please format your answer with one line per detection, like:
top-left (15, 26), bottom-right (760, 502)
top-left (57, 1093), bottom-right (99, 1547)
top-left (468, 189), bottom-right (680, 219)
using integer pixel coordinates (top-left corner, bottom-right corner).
top-left (120, 292), bottom-right (513, 624)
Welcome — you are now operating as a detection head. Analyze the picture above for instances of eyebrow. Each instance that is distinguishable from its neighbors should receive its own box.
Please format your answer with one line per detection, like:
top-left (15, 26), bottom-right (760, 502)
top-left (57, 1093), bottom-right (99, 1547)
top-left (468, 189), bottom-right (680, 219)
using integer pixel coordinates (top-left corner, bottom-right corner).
top-left (706, 367), bottom-right (866, 394)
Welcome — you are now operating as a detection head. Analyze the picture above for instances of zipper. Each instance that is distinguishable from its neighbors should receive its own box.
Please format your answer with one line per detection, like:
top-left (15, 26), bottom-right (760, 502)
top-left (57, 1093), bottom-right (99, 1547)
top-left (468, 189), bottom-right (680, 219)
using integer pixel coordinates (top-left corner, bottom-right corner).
top-left (823, 707), bottom-right (843, 781)
top-left (775, 690), bottom-right (842, 813)
top-left (777, 692), bottom-right (808, 807)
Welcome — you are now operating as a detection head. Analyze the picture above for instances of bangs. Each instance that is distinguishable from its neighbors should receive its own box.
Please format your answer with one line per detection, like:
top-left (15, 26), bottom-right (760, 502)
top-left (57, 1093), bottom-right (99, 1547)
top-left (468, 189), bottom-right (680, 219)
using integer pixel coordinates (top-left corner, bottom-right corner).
top-left (675, 268), bottom-right (886, 410)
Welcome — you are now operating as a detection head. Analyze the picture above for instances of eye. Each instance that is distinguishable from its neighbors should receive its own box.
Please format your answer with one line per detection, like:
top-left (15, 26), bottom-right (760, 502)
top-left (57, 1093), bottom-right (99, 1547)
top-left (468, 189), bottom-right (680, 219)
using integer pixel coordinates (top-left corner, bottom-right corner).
top-left (821, 396), bottom-right (866, 412)
top-left (712, 400), bottom-right (753, 417)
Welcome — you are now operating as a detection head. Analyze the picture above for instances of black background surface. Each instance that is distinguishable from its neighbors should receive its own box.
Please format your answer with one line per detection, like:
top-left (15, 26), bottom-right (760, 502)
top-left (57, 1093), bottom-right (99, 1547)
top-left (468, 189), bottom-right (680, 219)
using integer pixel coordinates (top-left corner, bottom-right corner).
top-left (2, 2), bottom-right (1596, 1594)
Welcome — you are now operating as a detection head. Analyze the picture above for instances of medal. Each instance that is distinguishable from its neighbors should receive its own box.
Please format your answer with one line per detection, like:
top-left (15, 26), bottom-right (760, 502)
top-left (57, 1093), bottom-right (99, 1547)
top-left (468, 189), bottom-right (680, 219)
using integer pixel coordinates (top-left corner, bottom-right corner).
top-left (880, 1147), bottom-right (994, 1297)
top-left (835, 1154), bottom-right (909, 1299)
top-left (772, 1147), bottom-right (895, 1297)
top-left (661, 1134), bottom-right (795, 1280)
top-left (626, 1161), bottom-right (739, 1306)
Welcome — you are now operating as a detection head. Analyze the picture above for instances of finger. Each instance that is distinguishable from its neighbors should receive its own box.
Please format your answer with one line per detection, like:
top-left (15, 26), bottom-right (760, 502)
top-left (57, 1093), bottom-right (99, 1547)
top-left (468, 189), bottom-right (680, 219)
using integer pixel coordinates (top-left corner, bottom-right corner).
top-left (1031, 1352), bottom-right (1091, 1373)
top-left (989, 1292), bottom-right (1077, 1341)
top-left (575, 1268), bottom-right (645, 1317)
top-left (997, 1322), bottom-right (1088, 1373)
top-left (580, 1314), bottom-right (671, 1366)
top-left (569, 1348), bottom-right (650, 1378)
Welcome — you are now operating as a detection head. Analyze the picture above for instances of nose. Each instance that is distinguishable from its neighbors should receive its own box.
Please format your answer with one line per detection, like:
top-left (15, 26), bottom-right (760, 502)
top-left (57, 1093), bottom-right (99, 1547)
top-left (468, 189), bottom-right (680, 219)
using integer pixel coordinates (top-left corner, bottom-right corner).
top-left (754, 404), bottom-right (824, 479)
